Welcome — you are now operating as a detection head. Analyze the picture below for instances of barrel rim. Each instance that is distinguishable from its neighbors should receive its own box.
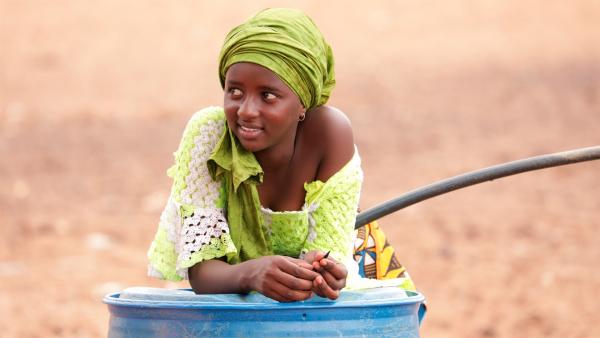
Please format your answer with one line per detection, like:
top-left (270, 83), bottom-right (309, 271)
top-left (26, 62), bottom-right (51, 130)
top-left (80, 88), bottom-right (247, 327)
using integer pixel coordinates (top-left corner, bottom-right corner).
top-left (103, 289), bottom-right (425, 311)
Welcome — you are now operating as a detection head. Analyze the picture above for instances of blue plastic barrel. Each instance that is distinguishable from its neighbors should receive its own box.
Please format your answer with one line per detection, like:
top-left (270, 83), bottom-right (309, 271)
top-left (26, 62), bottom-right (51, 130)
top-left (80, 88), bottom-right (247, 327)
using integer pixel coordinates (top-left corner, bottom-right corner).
top-left (104, 287), bottom-right (424, 337)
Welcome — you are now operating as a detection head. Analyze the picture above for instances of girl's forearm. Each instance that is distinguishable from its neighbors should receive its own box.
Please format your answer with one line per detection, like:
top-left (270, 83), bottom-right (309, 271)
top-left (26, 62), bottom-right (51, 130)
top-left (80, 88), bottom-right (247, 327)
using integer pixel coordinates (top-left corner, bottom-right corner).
top-left (189, 256), bottom-right (321, 302)
top-left (188, 259), bottom-right (254, 294)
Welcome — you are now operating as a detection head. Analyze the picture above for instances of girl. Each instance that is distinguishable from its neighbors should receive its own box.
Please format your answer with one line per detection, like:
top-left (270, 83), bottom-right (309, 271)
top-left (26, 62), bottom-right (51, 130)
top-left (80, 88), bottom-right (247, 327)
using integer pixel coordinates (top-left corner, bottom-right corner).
top-left (147, 8), bottom-right (415, 302)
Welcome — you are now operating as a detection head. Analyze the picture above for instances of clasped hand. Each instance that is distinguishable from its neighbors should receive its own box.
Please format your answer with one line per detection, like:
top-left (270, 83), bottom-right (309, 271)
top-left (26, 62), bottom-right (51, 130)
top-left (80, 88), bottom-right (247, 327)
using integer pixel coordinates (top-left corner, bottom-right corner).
top-left (247, 251), bottom-right (347, 302)
top-left (303, 250), bottom-right (347, 300)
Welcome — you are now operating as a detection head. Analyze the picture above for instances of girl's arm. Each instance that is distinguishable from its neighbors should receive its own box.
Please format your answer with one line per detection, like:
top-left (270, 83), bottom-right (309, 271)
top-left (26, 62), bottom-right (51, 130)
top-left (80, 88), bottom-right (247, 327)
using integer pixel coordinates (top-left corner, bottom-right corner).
top-left (188, 256), bottom-right (320, 302)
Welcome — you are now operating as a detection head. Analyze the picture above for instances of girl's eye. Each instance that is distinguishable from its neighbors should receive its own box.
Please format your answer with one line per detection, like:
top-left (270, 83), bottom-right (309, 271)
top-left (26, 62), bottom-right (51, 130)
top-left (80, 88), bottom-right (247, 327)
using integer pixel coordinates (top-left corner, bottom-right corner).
top-left (263, 92), bottom-right (277, 101)
top-left (229, 88), bottom-right (243, 97)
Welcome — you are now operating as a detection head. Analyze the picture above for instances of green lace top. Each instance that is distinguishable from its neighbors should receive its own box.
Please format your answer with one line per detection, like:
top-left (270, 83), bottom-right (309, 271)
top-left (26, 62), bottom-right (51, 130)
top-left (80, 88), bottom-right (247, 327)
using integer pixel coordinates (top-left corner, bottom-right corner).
top-left (147, 107), bottom-right (363, 281)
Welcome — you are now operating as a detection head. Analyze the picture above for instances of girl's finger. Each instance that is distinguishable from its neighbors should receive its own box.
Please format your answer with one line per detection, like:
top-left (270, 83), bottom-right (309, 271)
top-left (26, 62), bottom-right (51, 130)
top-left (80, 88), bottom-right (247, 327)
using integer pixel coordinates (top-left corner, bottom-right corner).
top-left (270, 281), bottom-right (313, 302)
top-left (281, 257), bottom-right (320, 281)
top-left (310, 251), bottom-right (328, 264)
top-left (285, 257), bottom-right (315, 271)
top-left (320, 258), bottom-right (347, 280)
top-left (313, 275), bottom-right (339, 300)
top-left (273, 268), bottom-right (314, 291)
top-left (312, 276), bottom-right (327, 298)
top-left (320, 269), bottom-right (346, 290)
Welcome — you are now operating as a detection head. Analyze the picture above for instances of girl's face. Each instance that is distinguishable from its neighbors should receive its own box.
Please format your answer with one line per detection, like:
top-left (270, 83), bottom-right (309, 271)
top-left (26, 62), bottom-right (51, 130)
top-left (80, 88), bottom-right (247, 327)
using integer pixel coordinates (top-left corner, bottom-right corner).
top-left (224, 62), bottom-right (305, 154)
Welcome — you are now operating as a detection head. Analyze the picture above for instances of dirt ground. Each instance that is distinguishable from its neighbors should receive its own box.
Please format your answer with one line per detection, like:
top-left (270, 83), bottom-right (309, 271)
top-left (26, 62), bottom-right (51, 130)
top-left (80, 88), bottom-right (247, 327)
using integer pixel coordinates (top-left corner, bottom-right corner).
top-left (1, 1), bottom-right (599, 337)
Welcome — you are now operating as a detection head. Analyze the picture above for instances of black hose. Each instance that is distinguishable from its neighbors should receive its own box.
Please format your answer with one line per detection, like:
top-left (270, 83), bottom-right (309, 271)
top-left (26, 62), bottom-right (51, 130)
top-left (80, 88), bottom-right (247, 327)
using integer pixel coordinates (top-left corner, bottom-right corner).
top-left (355, 146), bottom-right (600, 229)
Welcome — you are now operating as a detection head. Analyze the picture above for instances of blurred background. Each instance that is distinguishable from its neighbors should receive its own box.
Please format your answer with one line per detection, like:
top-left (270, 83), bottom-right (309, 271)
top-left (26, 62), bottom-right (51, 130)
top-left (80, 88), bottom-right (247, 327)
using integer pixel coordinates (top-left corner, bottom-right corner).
top-left (1, 1), bottom-right (599, 337)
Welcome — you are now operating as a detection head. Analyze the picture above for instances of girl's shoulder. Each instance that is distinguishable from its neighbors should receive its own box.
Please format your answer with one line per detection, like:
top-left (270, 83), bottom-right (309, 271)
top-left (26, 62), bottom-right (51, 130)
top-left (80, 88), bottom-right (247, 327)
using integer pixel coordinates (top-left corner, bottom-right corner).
top-left (169, 106), bottom-right (227, 179)
top-left (301, 105), bottom-right (356, 182)
top-left (176, 106), bottom-right (227, 150)
top-left (185, 106), bottom-right (226, 131)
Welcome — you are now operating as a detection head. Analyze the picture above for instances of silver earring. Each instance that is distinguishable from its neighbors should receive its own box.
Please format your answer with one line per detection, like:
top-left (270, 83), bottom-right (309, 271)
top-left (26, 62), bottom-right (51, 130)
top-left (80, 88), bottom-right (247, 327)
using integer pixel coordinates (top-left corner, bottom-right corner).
top-left (298, 113), bottom-right (306, 121)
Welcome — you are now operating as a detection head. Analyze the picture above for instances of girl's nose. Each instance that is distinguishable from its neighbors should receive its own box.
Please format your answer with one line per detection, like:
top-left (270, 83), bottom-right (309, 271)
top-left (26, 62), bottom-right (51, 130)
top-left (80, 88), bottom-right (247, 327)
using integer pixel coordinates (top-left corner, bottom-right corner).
top-left (237, 97), bottom-right (260, 120)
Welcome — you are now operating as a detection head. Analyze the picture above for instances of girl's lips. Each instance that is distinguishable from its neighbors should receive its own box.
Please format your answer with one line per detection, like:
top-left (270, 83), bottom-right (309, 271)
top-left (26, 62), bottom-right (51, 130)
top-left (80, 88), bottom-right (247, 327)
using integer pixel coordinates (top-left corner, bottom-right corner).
top-left (237, 124), bottom-right (263, 139)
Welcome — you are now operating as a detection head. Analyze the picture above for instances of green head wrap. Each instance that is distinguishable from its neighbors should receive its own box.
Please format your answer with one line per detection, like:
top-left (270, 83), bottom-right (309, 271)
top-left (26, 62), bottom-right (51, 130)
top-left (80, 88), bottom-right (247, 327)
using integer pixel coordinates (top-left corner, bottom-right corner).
top-left (218, 8), bottom-right (336, 110)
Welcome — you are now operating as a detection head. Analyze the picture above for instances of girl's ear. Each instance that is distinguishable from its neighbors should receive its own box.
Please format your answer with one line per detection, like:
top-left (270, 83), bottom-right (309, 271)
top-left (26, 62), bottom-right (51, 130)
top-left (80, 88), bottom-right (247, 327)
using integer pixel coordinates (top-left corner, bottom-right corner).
top-left (299, 111), bottom-right (306, 122)
top-left (298, 106), bottom-right (307, 122)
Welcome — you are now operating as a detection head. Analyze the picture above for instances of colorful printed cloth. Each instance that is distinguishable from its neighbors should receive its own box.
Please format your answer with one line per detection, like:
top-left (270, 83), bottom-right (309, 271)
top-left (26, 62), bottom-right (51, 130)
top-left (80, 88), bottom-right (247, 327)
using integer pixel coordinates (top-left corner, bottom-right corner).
top-left (353, 221), bottom-right (426, 324)
top-left (353, 221), bottom-right (416, 291)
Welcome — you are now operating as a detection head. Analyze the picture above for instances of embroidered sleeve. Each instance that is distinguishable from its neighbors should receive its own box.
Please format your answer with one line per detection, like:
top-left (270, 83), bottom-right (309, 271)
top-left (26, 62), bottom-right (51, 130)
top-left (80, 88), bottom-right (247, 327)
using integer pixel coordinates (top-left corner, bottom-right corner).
top-left (301, 150), bottom-right (363, 263)
top-left (147, 107), bottom-right (237, 281)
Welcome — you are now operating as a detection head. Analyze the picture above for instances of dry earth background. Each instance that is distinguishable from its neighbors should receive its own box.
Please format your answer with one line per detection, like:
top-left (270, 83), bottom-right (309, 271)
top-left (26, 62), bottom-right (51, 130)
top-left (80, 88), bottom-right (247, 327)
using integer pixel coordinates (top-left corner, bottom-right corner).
top-left (1, 1), bottom-right (599, 337)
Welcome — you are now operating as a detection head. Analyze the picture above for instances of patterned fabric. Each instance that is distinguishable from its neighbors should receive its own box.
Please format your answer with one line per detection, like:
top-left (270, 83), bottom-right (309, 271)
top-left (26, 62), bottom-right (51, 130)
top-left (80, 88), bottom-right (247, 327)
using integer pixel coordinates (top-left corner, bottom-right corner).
top-left (353, 221), bottom-right (416, 291)
top-left (261, 207), bottom-right (309, 257)
top-left (147, 107), bottom-right (362, 281)
top-left (147, 108), bottom-right (236, 280)
top-left (353, 221), bottom-right (425, 324)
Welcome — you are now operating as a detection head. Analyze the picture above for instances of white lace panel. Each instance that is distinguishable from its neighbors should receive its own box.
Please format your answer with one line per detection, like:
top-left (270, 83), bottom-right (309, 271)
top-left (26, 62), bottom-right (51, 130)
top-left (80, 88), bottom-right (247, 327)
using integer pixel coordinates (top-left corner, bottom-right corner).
top-left (180, 116), bottom-right (225, 207)
top-left (176, 208), bottom-right (229, 268)
top-left (160, 196), bottom-right (182, 244)
top-left (149, 108), bottom-right (233, 281)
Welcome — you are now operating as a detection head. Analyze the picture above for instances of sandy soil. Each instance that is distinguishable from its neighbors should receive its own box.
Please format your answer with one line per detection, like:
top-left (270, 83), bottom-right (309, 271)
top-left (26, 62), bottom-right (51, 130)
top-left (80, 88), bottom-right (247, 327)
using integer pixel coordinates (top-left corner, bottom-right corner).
top-left (1, 1), bottom-right (599, 337)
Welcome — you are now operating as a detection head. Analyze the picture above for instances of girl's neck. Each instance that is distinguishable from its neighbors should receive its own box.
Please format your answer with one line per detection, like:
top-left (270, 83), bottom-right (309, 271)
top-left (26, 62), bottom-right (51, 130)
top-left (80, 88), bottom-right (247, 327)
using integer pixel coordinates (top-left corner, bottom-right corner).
top-left (254, 128), bottom-right (298, 174)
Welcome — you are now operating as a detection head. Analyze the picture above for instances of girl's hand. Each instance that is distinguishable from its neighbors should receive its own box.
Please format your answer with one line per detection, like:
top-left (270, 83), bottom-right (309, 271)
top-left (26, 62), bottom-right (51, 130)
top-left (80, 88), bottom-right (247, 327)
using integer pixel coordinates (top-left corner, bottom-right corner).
top-left (243, 256), bottom-right (319, 302)
top-left (304, 250), bottom-right (348, 300)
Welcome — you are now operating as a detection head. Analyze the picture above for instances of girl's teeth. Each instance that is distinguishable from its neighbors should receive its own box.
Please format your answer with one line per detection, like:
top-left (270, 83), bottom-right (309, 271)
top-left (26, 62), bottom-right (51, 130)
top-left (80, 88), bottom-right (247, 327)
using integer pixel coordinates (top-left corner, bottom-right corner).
top-left (241, 126), bottom-right (260, 131)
